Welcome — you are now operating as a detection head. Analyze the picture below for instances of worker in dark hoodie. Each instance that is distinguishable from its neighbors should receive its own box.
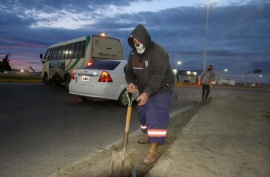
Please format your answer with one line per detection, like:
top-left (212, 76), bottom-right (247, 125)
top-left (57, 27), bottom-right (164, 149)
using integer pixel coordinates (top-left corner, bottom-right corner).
top-left (125, 24), bottom-right (175, 165)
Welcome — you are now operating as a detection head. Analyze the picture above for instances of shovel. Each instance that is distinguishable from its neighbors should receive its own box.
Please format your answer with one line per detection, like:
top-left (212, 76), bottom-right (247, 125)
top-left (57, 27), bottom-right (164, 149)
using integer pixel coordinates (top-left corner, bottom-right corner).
top-left (109, 90), bottom-right (139, 176)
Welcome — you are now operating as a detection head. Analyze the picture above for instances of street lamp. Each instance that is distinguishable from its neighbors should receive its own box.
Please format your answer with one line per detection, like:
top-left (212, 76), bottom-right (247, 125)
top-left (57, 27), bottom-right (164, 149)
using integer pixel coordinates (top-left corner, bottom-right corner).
top-left (203, 0), bottom-right (210, 70)
top-left (177, 61), bottom-right (181, 65)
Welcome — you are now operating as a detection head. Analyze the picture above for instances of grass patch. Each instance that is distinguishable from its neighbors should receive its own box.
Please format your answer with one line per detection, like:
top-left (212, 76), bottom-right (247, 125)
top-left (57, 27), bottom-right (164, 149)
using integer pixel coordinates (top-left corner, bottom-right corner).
top-left (0, 74), bottom-right (42, 80)
top-left (0, 74), bottom-right (42, 82)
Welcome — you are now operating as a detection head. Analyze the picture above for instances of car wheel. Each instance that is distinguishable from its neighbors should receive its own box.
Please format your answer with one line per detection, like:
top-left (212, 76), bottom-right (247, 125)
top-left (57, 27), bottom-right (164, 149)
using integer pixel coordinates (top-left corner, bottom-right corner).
top-left (80, 96), bottom-right (93, 102)
top-left (118, 90), bottom-right (129, 107)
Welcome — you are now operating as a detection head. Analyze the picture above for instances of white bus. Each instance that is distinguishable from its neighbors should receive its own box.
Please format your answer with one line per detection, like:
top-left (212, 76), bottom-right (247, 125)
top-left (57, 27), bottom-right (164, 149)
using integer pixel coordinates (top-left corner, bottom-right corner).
top-left (40, 34), bottom-right (124, 89)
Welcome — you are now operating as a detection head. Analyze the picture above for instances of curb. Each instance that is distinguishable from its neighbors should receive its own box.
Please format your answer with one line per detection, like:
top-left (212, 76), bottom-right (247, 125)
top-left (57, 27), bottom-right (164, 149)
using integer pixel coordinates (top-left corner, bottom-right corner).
top-left (0, 79), bottom-right (42, 83)
top-left (175, 82), bottom-right (184, 87)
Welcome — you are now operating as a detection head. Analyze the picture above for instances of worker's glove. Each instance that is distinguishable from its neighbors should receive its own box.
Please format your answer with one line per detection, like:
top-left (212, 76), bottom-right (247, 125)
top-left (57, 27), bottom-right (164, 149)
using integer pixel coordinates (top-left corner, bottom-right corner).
top-left (198, 81), bottom-right (202, 86)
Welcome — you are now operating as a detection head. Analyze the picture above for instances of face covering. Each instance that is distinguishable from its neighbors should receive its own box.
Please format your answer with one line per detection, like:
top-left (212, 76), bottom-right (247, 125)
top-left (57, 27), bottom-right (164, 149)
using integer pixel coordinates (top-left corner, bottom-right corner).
top-left (135, 43), bottom-right (145, 54)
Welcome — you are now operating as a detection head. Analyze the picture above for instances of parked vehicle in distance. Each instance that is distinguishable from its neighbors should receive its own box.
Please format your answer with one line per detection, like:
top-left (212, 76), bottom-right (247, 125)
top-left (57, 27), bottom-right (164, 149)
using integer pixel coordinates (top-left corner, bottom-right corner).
top-left (39, 34), bottom-right (124, 90)
top-left (69, 60), bottom-right (128, 106)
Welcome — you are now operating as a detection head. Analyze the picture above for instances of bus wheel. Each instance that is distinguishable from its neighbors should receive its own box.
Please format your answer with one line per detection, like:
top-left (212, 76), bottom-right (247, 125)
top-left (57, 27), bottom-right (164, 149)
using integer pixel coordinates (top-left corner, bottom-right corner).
top-left (80, 96), bottom-right (93, 102)
top-left (118, 90), bottom-right (129, 107)
top-left (64, 75), bottom-right (71, 90)
top-left (43, 73), bottom-right (52, 85)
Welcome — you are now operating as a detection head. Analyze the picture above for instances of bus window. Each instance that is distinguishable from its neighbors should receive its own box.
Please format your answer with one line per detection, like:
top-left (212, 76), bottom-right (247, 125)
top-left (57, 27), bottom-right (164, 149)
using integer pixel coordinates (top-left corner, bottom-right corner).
top-left (73, 42), bottom-right (81, 58)
top-left (60, 46), bottom-right (66, 59)
top-left (52, 48), bottom-right (58, 60)
top-left (44, 49), bottom-right (52, 60)
top-left (64, 45), bottom-right (70, 59)
top-left (57, 46), bottom-right (62, 59)
top-left (79, 41), bottom-right (86, 58)
top-left (68, 43), bottom-right (76, 59)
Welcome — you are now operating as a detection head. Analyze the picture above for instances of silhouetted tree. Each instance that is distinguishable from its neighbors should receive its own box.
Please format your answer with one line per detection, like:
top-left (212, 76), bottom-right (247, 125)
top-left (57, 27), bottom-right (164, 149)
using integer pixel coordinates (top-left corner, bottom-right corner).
top-left (0, 61), bottom-right (3, 72)
top-left (2, 55), bottom-right (11, 71)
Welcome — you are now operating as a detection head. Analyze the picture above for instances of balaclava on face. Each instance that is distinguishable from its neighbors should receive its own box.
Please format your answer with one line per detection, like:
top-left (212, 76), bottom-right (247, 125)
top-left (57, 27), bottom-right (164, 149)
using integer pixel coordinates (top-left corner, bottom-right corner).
top-left (134, 42), bottom-right (145, 54)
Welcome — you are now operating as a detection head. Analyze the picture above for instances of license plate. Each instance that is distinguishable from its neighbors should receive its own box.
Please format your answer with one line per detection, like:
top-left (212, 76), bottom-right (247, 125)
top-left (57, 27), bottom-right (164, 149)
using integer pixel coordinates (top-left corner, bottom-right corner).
top-left (81, 75), bottom-right (90, 81)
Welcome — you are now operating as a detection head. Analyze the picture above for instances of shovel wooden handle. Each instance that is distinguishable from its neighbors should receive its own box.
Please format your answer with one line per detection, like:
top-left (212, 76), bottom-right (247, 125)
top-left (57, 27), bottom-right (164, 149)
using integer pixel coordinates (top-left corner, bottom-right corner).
top-left (123, 106), bottom-right (132, 146)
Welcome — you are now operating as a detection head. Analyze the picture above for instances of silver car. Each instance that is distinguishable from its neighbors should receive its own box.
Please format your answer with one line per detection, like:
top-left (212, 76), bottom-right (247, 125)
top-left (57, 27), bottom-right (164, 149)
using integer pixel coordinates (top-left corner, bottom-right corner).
top-left (69, 60), bottom-right (129, 106)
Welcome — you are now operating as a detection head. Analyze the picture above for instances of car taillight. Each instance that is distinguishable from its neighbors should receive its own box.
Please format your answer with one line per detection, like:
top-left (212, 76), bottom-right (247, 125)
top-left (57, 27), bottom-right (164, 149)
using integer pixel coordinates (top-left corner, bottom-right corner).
top-left (98, 71), bottom-right (113, 82)
top-left (71, 70), bottom-right (75, 79)
top-left (87, 62), bottom-right (92, 66)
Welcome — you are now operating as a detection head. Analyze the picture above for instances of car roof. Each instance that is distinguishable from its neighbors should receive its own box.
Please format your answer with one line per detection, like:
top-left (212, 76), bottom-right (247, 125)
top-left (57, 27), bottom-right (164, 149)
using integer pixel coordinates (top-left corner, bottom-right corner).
top-left (94, 59), bottom-right (127, 63)
top-left (73, 59), bottom-right (127, 71)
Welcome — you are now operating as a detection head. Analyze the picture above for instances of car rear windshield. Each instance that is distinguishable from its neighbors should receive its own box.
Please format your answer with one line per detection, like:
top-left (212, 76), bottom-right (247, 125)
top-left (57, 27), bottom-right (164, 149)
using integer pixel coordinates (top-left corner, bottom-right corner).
top-left (84, 60), bottom-right (121, 70)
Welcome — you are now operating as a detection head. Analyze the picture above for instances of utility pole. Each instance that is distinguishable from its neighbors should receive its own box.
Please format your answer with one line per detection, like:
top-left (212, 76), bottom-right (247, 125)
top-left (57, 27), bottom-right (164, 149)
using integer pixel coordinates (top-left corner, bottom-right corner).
top-left (203, 0), bottom-right (210, 70)
top-left (172, 43), bottom-right (174, 69)
top-left (8, 44), bottom-right (10, 56)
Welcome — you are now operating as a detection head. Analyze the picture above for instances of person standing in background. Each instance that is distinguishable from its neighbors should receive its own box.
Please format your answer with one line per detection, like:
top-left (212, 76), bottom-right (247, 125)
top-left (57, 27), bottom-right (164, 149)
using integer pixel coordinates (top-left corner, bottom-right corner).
top-left (198, 65), bottom-right (216, 103)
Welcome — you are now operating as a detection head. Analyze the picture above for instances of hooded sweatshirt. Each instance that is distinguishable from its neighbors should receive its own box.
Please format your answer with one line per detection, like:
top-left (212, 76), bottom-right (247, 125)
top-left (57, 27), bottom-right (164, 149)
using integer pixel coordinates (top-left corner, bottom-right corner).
top-left (125, 24), bottom-right (175, 96)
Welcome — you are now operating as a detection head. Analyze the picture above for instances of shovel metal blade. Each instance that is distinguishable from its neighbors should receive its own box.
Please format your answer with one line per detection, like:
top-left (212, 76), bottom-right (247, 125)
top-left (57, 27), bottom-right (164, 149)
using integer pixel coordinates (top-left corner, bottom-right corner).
top-left (109, 150), bottom-right (129, 176)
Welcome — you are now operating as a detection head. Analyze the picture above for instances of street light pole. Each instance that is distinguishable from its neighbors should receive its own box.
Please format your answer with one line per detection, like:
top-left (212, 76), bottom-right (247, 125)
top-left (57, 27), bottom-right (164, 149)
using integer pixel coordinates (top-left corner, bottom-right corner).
top-left (245, 71), bottom-right (253, 86)
top-left (203, 0), bottom-right (210, 70)
top-left (172, 43), bottom-right (174, 68)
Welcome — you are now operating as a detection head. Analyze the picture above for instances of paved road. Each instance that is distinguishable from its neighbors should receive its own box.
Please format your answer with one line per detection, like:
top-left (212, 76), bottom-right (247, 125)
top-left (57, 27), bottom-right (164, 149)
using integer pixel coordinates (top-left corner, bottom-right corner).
top-left (0, 83), bottom-right (263, 177)
top-left (0, 83), bottom-right (135, 177)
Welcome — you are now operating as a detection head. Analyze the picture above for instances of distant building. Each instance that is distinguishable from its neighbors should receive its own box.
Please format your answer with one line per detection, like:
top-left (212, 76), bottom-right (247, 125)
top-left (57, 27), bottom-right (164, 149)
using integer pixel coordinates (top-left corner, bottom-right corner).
top-left (176, 70), bottom-right (203, 83)
top-left (215, 71), bottom-right (236, 85)
top-left (215, 79), bottom-right (236, 85)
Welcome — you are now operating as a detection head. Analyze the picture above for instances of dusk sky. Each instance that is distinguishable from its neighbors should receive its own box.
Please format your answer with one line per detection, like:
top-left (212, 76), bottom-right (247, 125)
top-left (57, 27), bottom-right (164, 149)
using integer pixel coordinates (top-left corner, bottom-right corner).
top-left (0, 0), bottom-right (269, 83)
